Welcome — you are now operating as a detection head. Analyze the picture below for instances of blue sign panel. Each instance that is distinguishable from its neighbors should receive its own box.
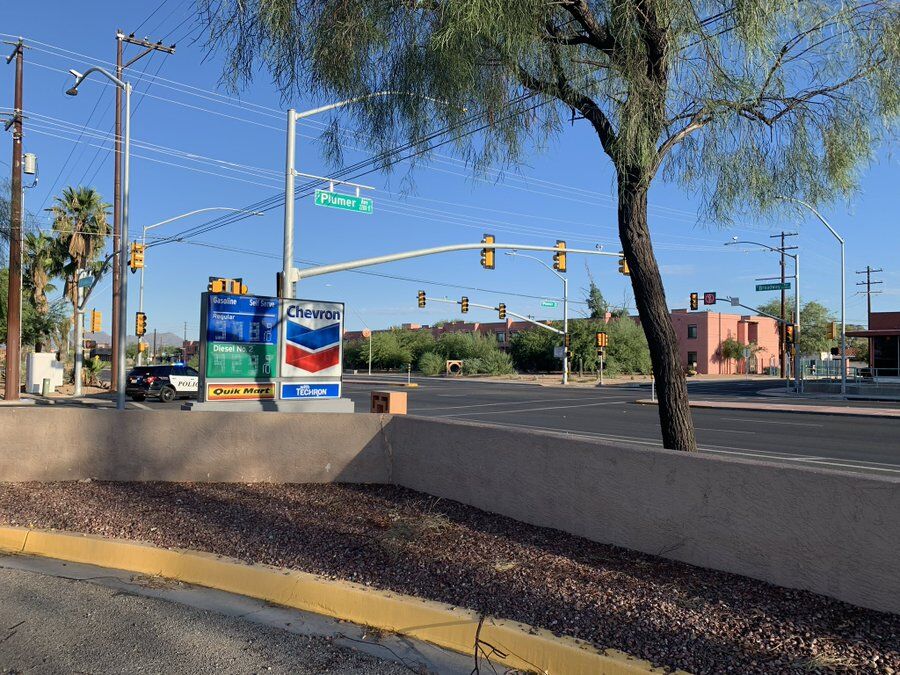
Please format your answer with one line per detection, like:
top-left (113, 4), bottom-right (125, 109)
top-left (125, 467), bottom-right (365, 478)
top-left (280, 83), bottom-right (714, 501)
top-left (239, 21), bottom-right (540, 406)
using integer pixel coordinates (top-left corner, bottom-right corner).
top-left (280, 382), bottom-right (341, 400)
top-left (206, 294), bottom-right (279, 345)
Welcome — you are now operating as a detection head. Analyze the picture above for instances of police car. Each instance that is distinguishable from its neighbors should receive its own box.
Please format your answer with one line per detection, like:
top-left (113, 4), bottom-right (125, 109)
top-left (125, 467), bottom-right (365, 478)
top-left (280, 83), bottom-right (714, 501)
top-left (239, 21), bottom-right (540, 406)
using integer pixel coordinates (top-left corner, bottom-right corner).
top-left (126, 364), bottom-right (199, 402)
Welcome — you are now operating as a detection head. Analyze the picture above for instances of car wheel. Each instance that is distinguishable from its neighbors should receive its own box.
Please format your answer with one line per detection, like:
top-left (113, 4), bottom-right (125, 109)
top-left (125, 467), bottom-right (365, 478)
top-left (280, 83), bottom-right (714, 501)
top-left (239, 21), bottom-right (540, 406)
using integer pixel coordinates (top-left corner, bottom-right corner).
top-left (130, 394), bottom-right (146, 402)
top-left (158, 386), bottom-right (176, 403)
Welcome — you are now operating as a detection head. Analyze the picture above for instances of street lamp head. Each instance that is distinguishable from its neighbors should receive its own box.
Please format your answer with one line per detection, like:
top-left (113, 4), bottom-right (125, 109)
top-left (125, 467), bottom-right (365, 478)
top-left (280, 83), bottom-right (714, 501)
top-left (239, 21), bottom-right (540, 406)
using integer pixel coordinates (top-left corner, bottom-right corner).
top-left (65, 86), bottom-right (79, 97)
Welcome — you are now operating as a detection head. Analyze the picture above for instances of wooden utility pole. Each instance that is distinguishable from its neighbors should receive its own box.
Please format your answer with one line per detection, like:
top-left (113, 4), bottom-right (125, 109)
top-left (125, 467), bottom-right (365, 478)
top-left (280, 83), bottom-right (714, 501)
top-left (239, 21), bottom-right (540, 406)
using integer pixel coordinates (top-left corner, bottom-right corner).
top-left (111, 30), bottom-right (175, 390)
top-left (856, 266), bottom-right (883, 321)
top-left (770, 231), bottom-right (798, 378)
top-left (3, 39), bottom-right (25, 401)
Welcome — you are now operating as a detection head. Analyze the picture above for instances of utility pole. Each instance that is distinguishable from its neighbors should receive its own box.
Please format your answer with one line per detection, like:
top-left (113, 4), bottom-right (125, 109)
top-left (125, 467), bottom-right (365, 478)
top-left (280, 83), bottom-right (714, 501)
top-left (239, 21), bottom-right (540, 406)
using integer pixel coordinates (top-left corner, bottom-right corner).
top-left (3, 39), bottom-right (25, 402)
top-left (856, 266), bottom-right (883, 323)
top-left (111, 31), bottom-right (175, 390)
top-left (770, 231), bottom-right (798, 378)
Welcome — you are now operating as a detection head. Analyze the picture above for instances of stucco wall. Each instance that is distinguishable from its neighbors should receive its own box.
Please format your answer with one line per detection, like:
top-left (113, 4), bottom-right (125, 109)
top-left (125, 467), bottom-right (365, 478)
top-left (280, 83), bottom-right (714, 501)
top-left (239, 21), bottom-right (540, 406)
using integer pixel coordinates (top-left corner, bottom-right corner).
top-left (389, 416), bottom-right (899, 615)
top-left (0, 407), bottom-right (897, 614)
top-left (0, 408), bottom-right (391, 484)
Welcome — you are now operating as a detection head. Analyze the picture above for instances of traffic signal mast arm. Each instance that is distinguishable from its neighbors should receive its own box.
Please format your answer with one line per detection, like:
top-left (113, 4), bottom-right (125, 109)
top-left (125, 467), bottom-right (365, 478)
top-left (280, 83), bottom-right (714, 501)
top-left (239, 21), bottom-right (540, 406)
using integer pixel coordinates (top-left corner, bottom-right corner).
top-left (710, 295), bottom-right (791, 325)
top-left (423, 296), bottom-right (565, 335)
top-left (293, 242), bottom-right (619, 281)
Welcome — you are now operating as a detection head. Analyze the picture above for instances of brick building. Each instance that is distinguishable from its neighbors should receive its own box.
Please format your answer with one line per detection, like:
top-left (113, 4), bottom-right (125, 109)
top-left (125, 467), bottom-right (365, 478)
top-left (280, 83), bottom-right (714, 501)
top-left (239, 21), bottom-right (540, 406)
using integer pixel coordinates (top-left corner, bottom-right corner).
top-left (346, 309), bottom-right (780, 374)
top-left (847, 311), bottom-right (900, 372)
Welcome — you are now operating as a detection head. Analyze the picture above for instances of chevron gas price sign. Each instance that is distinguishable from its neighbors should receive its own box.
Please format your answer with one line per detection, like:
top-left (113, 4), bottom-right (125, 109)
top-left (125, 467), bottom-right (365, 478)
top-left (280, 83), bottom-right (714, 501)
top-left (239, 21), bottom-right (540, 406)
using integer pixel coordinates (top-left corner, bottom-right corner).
top-left (279, 299), bottom-right (344, 399)
top-left (199, 293), bottom-right (344, 402)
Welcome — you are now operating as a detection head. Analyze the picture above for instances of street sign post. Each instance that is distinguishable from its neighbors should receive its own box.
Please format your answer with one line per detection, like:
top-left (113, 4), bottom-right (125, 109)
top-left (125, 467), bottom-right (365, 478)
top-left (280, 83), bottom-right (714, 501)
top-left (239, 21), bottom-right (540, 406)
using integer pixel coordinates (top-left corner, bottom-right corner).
top-left (314, 189), bottom-right (373, 214)
top-left (756, 282), bottom-right (791, 292)
top-left (540, 300), bottom-right (559, 308)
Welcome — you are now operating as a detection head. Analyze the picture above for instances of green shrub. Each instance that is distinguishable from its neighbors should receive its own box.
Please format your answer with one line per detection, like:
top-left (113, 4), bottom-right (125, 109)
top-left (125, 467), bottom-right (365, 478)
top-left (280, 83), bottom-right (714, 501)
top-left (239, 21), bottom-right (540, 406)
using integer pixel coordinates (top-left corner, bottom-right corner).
top-left (418, 351), bottom-right (444, 376)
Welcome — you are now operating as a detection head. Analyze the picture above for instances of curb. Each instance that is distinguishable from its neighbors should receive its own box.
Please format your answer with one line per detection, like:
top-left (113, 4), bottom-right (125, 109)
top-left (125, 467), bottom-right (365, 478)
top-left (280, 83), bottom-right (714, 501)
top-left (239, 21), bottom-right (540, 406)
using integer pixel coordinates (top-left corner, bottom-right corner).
top-left (0, 527), bottom-right (676, 675)
top-left (634, 399), bottom-right (900, 419)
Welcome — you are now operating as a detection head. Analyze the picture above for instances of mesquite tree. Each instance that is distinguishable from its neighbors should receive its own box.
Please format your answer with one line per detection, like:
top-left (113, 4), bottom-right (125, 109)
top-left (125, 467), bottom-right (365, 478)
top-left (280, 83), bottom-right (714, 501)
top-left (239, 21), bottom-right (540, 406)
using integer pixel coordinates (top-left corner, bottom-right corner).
top-left (202, 1), bottom-right (898, 450)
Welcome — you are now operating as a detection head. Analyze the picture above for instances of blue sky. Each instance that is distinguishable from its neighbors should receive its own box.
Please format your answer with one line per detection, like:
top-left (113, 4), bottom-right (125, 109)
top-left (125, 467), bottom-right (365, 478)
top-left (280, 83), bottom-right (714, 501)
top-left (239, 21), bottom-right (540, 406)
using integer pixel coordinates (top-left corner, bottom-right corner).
top-left (3, 2), bottom-right (898, 339)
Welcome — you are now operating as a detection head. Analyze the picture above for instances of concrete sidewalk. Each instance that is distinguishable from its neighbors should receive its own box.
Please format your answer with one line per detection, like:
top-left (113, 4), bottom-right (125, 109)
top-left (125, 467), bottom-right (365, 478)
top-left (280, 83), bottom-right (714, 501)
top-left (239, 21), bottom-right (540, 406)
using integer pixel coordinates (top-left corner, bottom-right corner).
top-left (636, 398), bottom-right (900, 418)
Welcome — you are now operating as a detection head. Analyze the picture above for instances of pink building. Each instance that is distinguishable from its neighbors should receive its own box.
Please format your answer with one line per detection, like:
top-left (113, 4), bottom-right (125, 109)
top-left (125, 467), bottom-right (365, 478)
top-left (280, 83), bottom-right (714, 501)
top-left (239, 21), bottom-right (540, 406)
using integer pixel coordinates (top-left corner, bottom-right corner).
top-left (669, 309), bottom-right (780, 375)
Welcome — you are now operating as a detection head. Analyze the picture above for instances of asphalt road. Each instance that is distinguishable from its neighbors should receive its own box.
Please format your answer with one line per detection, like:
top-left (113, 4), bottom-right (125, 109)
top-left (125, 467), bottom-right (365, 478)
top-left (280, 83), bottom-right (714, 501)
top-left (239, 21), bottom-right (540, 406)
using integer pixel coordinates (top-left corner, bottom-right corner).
top-left (0, 555), bottom-right (467, 674)
top-left (29, 376), bottom-right (900, 476)
top-left (339, 375), bottom-right (900, 477)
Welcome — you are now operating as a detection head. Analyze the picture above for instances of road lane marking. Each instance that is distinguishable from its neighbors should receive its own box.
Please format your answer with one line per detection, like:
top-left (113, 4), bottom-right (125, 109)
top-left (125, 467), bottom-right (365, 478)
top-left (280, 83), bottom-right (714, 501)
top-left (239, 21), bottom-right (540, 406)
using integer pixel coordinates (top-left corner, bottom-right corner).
top-left (695, 427), bottom-right (756, 434)
top-left (718, 417), bottom-right (823, 427)
top-left (439, 399), bottom-right (633, 418)
top-left (446, 419), bottom-right (899, 474)
top-left (414, 396), bottom-right (621, 412)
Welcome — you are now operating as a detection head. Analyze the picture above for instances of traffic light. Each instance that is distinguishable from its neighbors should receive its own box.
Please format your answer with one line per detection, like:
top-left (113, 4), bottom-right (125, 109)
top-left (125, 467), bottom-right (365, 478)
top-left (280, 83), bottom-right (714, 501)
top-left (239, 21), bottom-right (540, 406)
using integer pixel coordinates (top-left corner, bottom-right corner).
top-left (552, 240), bottom-right (567, 272)
top-left (230, 279), bottom-right (248, 295)
top-left (417, 290), bottom-right (426, 308)
top-left (135, 311), bottom-right (147, 337)
top-left (460, 296), bottom-right (469, 313)
top-left (690, 292), bottom-right (699, 311)
top-left (208, 277), bottom-right (227, 293)
top-left (596, 331), bottom-right (608, 348)
top-left (618, 252), bottom-right (630, 276)
top-left (138, 342), bottom-right (148, 353)
top-left (90, 309), bottom-right (102, 333)
top-left (827, 321), bottom-right (837, 340)
top-left (498, 302), bottom-right (506, 320)
top-left (480, 234), bottom-right (495, 270)
top-left (564, 333), bottom-right (571, 349)
top-left (784, 323), bottom-right (796, 345)
top-left (129, 242), bottom-right (145, 272)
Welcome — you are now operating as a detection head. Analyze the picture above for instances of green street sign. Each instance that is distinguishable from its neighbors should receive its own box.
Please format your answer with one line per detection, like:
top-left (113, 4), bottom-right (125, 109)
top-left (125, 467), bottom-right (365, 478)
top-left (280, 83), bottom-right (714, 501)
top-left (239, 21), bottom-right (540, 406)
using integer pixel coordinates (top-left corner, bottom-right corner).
top-left (206, 342), bottom-right (277, 379)
top-left (756, 282), bottom-right (791, 292)
top-left (540, 300), bottom-right (559, 308)
top-left (314, 189), bottom-right (373, 214)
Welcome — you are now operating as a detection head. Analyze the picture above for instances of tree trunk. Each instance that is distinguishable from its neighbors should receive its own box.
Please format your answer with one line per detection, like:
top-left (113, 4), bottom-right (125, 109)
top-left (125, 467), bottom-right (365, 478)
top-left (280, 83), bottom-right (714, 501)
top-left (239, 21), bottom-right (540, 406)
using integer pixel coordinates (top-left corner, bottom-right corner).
top-left (618, 168), bottom-right (697, 451)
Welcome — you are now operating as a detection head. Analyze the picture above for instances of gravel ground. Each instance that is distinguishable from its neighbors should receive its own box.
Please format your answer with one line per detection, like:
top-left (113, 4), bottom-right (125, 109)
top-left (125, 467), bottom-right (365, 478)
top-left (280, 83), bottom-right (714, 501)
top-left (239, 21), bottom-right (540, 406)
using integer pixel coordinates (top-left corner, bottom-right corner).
top-left (0, 566), bottom-right (410, 674)
top-left (0, 481), bottom-right (896, 674)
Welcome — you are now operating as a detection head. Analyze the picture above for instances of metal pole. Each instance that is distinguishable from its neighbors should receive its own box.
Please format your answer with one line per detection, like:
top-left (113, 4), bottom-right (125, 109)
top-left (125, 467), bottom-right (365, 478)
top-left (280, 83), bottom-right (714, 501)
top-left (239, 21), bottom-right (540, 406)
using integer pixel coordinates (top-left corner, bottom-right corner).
top-left (368, 333), bottom-right (372, 376)
top-left (840, 240), bottom-right (846, 396)
top-left (562, 276), bottom-right (568, 385)
top-left (599, 353), bottom-right (604, 386)
top-left (282, 109), bottom-right (296, 299)
top-left (794, 254), bottom-right (801, 392)
top-left (73, 273), bottom-right (83, 397)
top-left (3, 40), bottom-right (24, 401)
top-left (111, 33), bottom-right (123, 391)
top-left (779, 232), bottom-right (786, 377)
top-left (137, 231), bottom-right (146, 366)
top-left (115, 83), bottom-right (131, 410)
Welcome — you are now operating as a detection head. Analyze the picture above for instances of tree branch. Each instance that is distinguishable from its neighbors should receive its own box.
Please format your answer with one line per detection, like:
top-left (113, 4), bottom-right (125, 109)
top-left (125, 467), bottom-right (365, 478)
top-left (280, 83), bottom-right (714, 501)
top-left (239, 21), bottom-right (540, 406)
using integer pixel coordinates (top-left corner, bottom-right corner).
top-left (557, 0), bottom-right (617, 55)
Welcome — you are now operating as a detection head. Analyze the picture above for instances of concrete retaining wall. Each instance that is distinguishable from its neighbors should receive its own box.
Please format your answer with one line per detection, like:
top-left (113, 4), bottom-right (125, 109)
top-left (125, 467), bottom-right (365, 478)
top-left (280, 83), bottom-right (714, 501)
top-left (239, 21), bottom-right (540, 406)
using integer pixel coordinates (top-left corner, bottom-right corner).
top-left (0, 408), bottom-right (390, 484)
top-left (0, 407), bottom-right (897, 614)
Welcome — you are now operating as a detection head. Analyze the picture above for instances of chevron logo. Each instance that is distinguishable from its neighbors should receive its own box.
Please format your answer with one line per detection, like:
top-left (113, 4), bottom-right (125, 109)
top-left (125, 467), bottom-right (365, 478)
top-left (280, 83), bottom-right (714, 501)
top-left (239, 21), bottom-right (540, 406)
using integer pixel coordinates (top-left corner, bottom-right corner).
top-left (284, 321), bottom-right (341, 373)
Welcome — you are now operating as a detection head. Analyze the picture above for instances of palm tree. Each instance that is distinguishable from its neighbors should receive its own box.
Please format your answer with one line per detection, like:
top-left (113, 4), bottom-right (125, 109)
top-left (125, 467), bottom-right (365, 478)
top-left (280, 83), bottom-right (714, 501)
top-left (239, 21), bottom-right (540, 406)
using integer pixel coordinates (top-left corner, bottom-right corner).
top-left (50, 187), bottom-right (111, 393)
top-left (51, 186), bottom-right (111, 306)
top-left (23, 232), bottom-right (58, 315)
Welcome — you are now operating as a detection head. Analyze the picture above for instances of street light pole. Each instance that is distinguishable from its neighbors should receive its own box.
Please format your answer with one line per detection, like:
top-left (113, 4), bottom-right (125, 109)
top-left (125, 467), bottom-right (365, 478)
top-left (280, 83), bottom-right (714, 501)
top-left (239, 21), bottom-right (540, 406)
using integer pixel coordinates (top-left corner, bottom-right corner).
top-left (67, 66), bottom-right (130, 410)
top-left (137, 207), bottom-right (263, 364)
top-left (505, 251), bottom-right (568, 384)
top-left (780, 197), bottom-right (846, 396)
top-left (282, 93), bottom-right (463, 299)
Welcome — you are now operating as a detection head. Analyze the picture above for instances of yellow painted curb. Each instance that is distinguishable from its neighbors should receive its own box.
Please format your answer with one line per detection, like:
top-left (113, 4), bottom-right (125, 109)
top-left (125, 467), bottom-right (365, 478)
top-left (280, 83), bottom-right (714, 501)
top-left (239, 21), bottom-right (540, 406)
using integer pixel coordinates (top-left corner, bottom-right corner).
top-left (400, 382), bottom-right (419, 388)
top-left (0, 526), bottom-right (681, 674)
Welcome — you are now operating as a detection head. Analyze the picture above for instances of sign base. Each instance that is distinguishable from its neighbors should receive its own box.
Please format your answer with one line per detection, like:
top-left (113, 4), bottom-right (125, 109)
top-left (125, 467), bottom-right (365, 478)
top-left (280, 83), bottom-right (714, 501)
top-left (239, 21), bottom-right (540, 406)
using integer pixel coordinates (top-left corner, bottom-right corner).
top-left (181, 398), bottom-right (356, 413)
